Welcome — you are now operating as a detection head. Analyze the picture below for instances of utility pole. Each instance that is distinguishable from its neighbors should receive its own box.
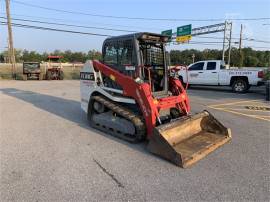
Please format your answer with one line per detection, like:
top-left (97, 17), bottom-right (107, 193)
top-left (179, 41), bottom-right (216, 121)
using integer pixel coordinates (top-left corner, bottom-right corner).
top-left (7, 38), bottom-right (10, 63)
top-left (192, 53), bottom-right (195, 63)
top-left (239, 24), bottom-right (243, 68)
top-left (222, 21), bottom-right (232, 67)
top-left (5, 0), bottom-right (16, 78)
top-left (222, 22), bottom-right (227, 62)
top-left (227, 23), bottom-right (232, 67)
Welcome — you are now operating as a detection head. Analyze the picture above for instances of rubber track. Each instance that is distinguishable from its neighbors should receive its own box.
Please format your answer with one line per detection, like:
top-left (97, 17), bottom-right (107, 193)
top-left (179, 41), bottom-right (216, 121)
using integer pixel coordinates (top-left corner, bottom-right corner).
top-left (90, 95), bottom-right (146, 143)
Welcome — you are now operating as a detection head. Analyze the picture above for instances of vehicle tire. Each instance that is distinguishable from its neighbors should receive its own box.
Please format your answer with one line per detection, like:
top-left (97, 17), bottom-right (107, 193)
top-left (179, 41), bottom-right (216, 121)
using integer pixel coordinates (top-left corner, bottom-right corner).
top-left (23, 75), bottom-right (27, 81)
top-left (232, 79), bottom-right (248, 93)
top-left (266, 80), bottom-right (270, 101)
top-left (39, 73), bottom-right (43, 80)
top-left (46, 72), bottom-right (52, 80)
top-left (59, 70), bottom-right (64, 80)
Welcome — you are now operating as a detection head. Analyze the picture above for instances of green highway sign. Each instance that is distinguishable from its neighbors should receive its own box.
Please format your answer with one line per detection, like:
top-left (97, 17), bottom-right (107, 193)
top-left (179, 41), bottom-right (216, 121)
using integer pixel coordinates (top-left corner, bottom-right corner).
top-left (177, 24), bottom-right (192, 36)
top-left (161, 29), bottom-right (172, 41)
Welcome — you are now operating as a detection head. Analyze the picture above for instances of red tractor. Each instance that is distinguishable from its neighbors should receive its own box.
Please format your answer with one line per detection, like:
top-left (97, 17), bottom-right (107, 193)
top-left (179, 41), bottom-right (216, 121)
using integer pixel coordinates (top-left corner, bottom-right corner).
top-left (45, 55), bottom-right (64, 80)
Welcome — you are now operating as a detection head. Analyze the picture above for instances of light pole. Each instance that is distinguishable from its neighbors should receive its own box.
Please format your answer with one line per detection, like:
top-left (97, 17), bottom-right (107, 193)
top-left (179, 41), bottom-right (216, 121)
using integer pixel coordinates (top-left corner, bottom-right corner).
top-left (239, 24), bottom-right (243, 68)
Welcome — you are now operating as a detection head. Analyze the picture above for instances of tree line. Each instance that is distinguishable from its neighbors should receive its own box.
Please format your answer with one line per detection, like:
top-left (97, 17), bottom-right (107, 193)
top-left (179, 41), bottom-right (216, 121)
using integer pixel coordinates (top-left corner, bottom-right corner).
top-left (0, 47), bottom-right (269, 67)
top-left (170, 47), bottom-right (269, 67)
top-left (0, 49), bottom-right (102, 63)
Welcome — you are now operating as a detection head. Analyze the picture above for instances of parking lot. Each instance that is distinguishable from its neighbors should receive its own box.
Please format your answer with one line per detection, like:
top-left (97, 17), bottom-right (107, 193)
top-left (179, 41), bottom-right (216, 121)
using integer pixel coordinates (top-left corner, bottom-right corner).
top-left (0, 80), bottom-right (269, 201)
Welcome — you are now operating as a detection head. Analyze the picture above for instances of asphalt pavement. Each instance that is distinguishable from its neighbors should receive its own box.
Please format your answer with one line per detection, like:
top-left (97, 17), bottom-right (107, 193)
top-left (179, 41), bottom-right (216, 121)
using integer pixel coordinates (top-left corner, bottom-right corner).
top-left (0, 80), bottom-right (269, 201)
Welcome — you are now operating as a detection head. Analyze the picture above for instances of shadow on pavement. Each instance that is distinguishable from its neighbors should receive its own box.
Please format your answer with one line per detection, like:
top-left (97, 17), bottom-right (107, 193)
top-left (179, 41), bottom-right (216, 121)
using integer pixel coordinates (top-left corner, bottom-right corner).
top-left (0, 88), bottom-right (150, 156)
top-left (187, 85), bottom-right (266, 100)
top-left (188, 86), bottom-right (232, 93)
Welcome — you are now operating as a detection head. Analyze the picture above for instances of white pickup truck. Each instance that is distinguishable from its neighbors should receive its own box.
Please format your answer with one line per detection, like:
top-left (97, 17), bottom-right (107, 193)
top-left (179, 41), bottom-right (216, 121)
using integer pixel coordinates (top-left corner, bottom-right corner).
top-left (177, 60), bottom-right (265, 93)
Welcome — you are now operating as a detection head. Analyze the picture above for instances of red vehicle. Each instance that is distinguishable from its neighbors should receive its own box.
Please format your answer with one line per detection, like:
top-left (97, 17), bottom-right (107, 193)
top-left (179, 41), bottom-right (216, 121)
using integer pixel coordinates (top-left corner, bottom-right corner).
top-left (45, 55), bottom-right (64, 80)
top-left (80, 33), bottom-right (232, 168)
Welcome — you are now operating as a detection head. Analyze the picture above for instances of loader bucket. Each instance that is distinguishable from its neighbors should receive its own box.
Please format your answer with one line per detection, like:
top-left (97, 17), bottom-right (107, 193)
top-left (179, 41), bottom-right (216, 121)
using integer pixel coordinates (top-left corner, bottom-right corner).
top-left (147, 111), bottom-right (231, 168)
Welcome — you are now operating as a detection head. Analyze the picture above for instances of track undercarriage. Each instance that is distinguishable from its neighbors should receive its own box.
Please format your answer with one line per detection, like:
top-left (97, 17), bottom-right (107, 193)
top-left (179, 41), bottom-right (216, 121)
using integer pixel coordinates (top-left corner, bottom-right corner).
top-left (88, 95), bottom-right (145, 143)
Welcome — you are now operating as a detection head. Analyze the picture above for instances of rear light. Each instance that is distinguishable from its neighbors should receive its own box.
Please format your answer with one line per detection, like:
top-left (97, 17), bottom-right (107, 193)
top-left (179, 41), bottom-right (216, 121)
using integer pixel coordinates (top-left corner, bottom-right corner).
top-left (258, 71), bottom-right (264, 78)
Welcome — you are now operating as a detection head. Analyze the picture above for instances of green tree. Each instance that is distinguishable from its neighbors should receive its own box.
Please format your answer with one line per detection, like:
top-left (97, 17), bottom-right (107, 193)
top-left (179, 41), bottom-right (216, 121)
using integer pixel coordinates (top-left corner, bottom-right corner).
top-left (88, 50), bottom-right (102, 60)
top-left (21, 50), bottom-right (43, 62)
top-left (1, 47), bottom-right (269, 67)
top-left (244, 56), bottom-right (259, 67)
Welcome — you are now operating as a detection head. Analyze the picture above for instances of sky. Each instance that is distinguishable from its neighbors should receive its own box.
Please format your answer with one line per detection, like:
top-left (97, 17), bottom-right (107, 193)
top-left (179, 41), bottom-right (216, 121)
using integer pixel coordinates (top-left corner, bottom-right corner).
top-left (0, 0), bottom-right (270, 53)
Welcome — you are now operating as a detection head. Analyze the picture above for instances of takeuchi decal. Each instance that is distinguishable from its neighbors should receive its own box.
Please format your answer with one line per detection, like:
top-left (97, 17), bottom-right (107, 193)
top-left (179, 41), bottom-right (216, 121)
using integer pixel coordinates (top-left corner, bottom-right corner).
top-left (80, 72), bottom-right (95, 80)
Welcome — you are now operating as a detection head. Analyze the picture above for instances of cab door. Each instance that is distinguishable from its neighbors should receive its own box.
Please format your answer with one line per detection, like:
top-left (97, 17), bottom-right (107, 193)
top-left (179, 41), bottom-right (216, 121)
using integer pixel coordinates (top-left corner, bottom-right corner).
top-left (187, 62), bottom-right (205, 84)
top-left (203, 61), bottom-right (219, 85)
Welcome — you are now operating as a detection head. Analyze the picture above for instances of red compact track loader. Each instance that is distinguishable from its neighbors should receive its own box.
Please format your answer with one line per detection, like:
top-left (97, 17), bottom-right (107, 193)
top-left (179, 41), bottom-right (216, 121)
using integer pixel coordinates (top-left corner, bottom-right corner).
top-left (80, 33), bottom-right (231, 168)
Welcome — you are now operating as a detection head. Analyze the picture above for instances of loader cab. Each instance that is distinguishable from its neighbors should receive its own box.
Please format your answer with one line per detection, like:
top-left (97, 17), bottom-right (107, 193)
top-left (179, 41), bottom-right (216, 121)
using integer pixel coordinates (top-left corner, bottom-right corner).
top-left (102, 32), bottom-right (169, 97)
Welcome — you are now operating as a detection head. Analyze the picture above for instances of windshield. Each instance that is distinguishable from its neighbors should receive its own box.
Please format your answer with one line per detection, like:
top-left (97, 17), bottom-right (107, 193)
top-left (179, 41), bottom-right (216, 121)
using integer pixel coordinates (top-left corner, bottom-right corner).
top-left (139, 42), bottom-right (167, 93)
top-left (140, 43), bottom-right (165, 68)
top-left (23, 63), bottom-right (40, 70)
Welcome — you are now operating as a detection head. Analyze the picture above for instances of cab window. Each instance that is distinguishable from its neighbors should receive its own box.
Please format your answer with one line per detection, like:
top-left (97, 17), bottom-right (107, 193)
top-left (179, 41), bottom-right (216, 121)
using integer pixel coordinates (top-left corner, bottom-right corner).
top-left (188, 62), bottom-right (204, 71)
top-left (103, 42), bottom-right (118, 65)
top-left (118, 40), bottom-right (134, 66)
top-left (206, 62), bottom-right (216, 70)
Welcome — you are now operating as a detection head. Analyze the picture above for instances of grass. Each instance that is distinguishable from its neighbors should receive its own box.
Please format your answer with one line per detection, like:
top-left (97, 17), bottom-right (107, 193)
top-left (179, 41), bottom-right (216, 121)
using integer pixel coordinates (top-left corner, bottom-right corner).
top-left (0, 65), bottom-right (15, 80)
top-left (61, 66), bottom-right (81, 80)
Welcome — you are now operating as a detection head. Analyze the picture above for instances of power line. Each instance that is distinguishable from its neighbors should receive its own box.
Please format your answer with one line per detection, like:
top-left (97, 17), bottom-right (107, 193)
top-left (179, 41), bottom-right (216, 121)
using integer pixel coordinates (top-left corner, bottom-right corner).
top-left (244, 38), bottom-right (270, 43)
top-left (12, 0), bottom-right (270, 22)
top-left (0, 23), bottom-right (229, 44)
top-left (195, 36), bottom-right (237, 40)
top-left (2, 15), bottom-right (269, 44)
top-left (0, 12), bottom-right (161, 31)
top-left (178, 43), bottom-right (221, 46)
top-left (245, 46), bottom-right (270, 49)
top-left (0, 21), bottom-right (268, 49)
top-left (0, 21), bottom-right (112, 37)
top-left (174, 42), bottom-right (228, 47)
top-left (191, 41), bottom-right (232, 44)
top-left (0, 16), bottom-right (138, 32)
top-left (190, 41), bottom-right (235, 44)
top-left (194, 35), bottom-right (270, 43)
top-left (177, 42), bottom-right (270, 49)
